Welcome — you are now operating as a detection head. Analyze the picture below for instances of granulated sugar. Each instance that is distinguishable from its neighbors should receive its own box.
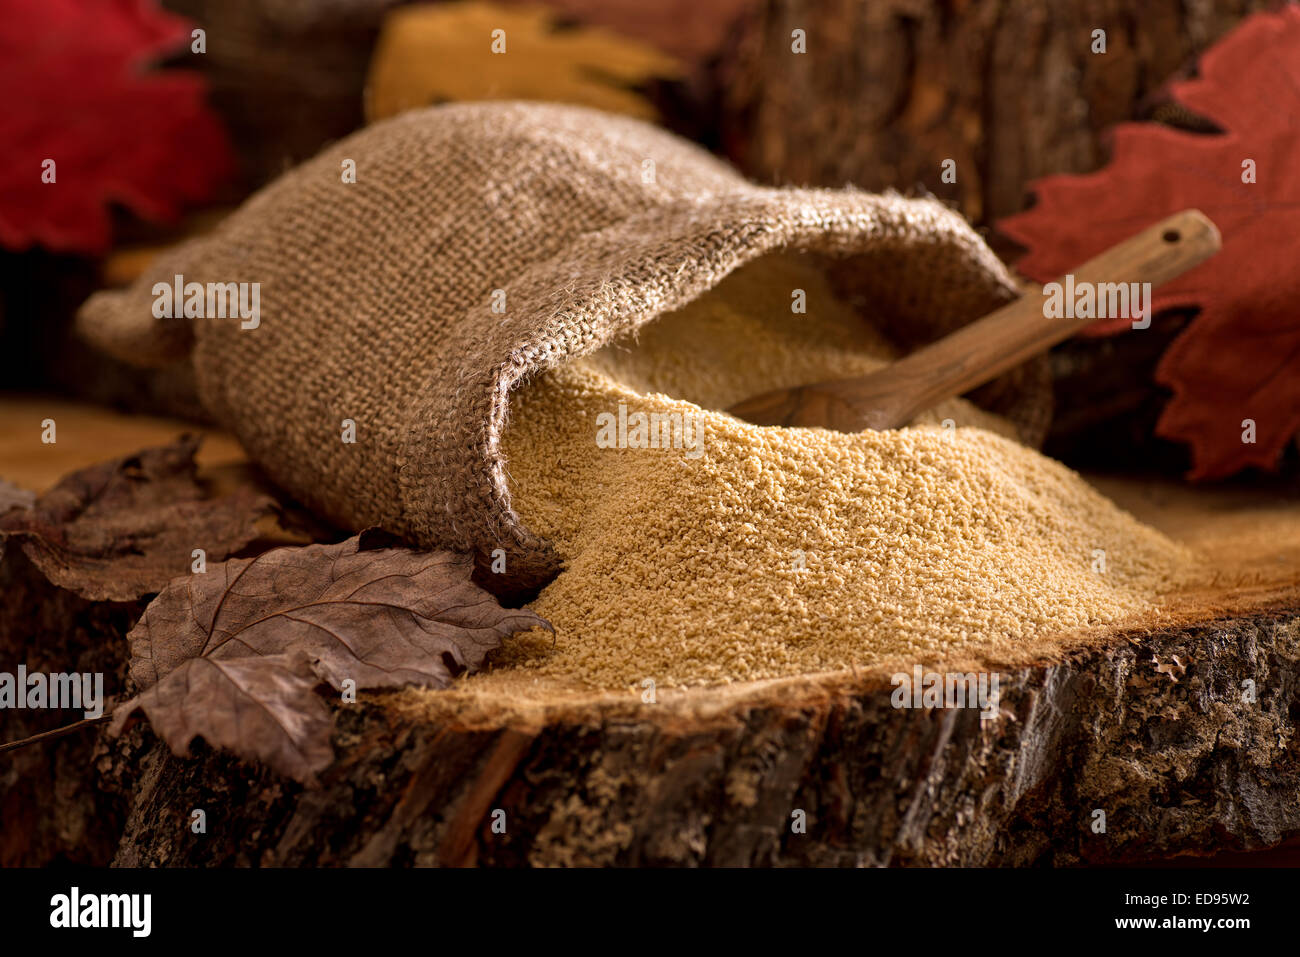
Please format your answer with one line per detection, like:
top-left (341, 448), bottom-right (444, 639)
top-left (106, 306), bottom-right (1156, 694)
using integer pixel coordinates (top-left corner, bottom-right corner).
top-left (490, 256), bottom-right (1195, 690)
top-left (578, 255), bottom-right (1019, 438)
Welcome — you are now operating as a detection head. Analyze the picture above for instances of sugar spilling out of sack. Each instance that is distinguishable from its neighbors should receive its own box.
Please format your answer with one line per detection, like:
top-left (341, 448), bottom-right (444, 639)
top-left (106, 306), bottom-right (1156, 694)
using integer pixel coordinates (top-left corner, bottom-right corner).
top-left (489, 256), bottom-right (1195, 690)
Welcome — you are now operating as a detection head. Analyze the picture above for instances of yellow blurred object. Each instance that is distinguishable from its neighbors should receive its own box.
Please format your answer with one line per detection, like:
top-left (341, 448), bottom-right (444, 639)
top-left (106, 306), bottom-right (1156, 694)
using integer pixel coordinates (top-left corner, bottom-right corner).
top-left (365, 2), bottom-right (683, 123)
top-left (100, 246), bottom-right (164, 288)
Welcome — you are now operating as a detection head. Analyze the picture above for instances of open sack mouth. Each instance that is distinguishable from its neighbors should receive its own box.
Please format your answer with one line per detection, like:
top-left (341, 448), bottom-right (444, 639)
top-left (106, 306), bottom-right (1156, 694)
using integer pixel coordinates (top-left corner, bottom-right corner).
top-left (492, 251), bottom-right (1197, 692)
top-left (570, 252), bottom-right (1026, 437)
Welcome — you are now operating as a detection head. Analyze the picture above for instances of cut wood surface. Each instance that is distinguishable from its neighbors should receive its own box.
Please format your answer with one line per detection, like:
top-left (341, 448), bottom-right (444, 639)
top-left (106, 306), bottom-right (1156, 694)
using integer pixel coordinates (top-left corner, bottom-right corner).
top-left (0, 398), bottom-right (244, 492)
top-left (2, 398), bottom-right (1298, 866)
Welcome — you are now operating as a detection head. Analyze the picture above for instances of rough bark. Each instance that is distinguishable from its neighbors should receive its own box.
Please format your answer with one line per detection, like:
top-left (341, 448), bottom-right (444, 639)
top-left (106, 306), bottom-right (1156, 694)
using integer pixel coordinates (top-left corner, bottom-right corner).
top-left (0, 549), bottom-right (140, 866)
top-left (162, 0), bottom-right (394, 189)
top-left (89, 603), bottom-right (1300, 868)
top-left (721, 0), bottom-right (1271, 228)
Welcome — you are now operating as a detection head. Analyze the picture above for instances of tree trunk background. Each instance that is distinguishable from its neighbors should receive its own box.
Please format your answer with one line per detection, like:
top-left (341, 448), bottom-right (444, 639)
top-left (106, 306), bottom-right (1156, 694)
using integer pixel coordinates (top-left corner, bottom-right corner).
top-left (721, 0), bottom-right (1270, 229)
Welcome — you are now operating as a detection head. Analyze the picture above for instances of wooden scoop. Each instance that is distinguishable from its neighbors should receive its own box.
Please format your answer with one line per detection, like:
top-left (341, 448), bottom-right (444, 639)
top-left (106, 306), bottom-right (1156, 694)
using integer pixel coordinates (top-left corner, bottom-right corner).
top-left (727, 209), bottom-right (1221, 432)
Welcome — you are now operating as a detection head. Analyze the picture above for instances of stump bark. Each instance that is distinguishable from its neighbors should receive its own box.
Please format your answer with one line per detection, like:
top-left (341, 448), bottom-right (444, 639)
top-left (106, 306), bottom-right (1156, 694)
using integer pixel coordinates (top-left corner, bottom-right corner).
top-left (96, 603), bottom-right (1300, 867)
top-left (4, 423), bottom-right (1299, 868)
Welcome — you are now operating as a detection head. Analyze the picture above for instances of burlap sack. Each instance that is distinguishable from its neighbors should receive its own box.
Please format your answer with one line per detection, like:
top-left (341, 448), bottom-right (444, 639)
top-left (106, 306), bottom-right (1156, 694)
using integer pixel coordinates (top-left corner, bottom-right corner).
top-left (78, 101), bottom-right (1045, 590)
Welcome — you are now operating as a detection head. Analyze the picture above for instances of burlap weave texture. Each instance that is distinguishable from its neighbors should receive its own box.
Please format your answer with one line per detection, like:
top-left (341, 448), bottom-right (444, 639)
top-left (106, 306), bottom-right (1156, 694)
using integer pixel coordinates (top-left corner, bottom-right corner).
top-left (79, 101), bottom-right (1041, 588)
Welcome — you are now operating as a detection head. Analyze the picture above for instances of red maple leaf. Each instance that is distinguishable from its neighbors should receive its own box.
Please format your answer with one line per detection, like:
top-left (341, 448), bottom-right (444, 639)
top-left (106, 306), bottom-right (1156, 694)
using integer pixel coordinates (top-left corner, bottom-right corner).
top-left (0, 0), bottom-right (233, 255)
top-left (997, 8), bottom-right (1300, 480)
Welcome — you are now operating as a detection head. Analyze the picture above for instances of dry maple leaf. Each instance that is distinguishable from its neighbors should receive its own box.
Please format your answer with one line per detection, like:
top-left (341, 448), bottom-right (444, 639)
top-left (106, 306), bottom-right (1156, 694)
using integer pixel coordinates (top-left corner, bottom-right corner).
top-left (997, 8), bottom-right (1300, 480)
top-left (0, 436), bottom-right (273, 602)
top-left (110, 534), bottom-right (550, 783)
top-left (365, 1), bottom-right (683, 123)
top-left (0, 0), bottom-right (233, 255)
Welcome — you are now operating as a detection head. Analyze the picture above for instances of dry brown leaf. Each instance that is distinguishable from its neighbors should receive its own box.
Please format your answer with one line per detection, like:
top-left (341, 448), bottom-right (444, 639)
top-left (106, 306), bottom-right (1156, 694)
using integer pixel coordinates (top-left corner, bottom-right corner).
top-left (115, 650), bottom-right (334, 783)
top-left (0, 436), bottom-right (273, 601)
top-left (365, 1), bottom-right (683, 123)
top-left (110, 533), bottom-right (550, 783)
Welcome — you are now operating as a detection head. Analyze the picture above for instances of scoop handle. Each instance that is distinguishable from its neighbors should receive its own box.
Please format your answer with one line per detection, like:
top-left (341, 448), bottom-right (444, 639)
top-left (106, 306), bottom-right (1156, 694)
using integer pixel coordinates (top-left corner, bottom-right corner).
top-left (728, 209), bottom-right (1221, 431)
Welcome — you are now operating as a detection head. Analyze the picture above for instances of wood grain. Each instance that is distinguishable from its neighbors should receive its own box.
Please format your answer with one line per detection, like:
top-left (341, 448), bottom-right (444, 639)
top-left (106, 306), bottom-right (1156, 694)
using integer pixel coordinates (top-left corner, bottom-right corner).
top-left (0, 397), bottom-right (245, 493)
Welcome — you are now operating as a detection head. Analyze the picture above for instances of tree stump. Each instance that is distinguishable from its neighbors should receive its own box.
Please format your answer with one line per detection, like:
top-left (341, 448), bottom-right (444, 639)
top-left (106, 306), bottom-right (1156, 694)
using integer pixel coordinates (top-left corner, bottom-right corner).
top-left (4, 417), bottom-right (1298, 867)
top-left (63, 481), bottom-right (1300, 865)
top-left (14, 603), bottom-right (1300, 867)
top-left (94, 602), bottom-right (1300, 867)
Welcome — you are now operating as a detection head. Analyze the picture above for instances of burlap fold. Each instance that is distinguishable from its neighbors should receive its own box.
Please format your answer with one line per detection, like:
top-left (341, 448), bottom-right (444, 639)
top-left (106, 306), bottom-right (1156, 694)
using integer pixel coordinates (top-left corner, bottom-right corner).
top-left (78, 101), bottom-right (1039, 589)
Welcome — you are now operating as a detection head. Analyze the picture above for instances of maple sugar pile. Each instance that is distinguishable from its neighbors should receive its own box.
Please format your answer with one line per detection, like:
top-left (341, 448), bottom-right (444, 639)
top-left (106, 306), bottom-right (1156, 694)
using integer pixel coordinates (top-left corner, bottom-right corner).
top-left (490, 255), bottom-right (1195, 690)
